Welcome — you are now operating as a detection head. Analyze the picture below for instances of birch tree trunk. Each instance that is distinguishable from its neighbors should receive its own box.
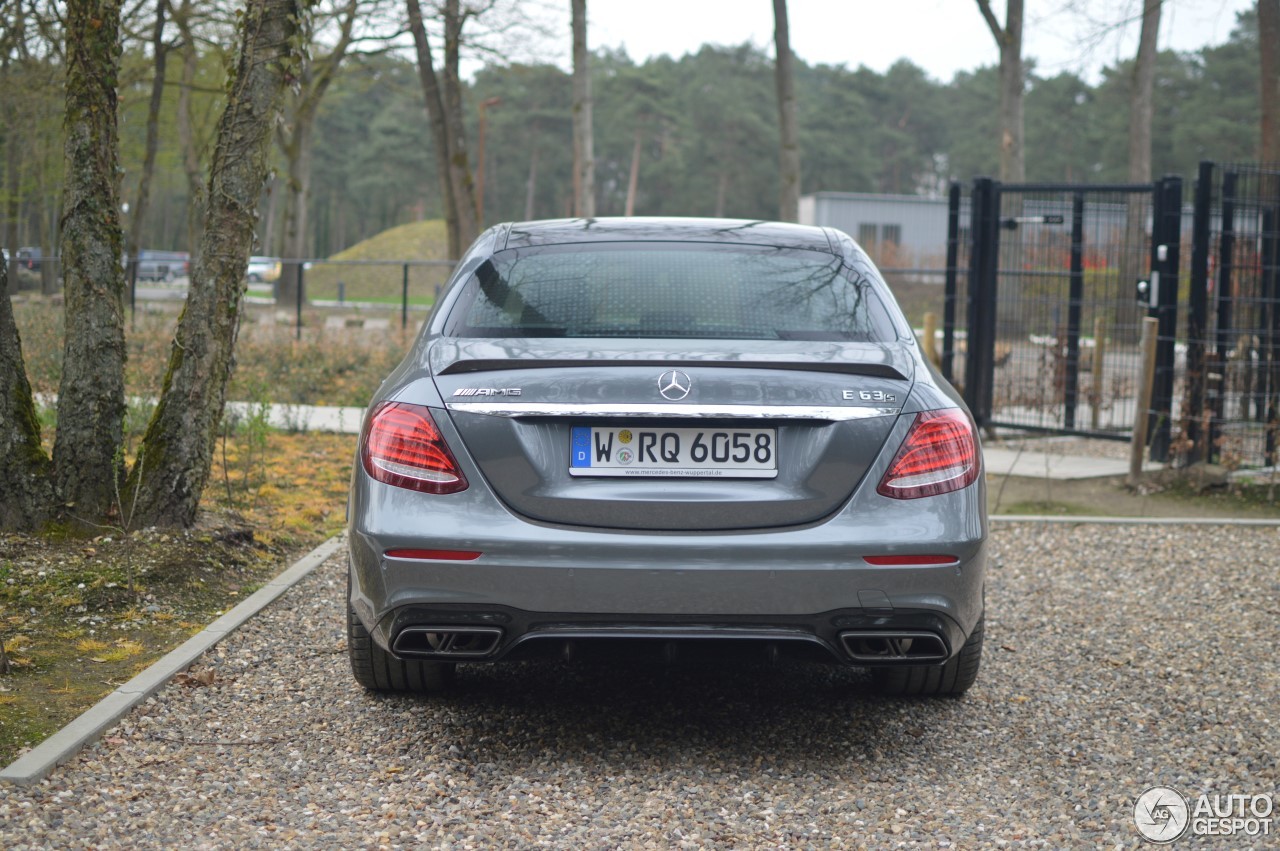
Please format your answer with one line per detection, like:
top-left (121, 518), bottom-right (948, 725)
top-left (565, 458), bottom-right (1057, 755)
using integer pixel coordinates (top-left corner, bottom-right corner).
top-left (54, 0), bottom-right (128, 524)
top-left (773, 0), bottom-right (800, 221)
top-left (571, 0), bottom-right (595, 218)
top-left (976, 0), bottom-right (1025, 182)
top-left (126, 0), bottom-right (303, 527)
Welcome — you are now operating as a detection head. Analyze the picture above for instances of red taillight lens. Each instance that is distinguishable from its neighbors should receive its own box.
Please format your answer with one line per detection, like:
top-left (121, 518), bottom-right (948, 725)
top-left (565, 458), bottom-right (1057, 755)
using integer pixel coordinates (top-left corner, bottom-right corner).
top-left (360, 402), bottom-right (468, 494)
top-left (876, 409), bottom-right (980, 500)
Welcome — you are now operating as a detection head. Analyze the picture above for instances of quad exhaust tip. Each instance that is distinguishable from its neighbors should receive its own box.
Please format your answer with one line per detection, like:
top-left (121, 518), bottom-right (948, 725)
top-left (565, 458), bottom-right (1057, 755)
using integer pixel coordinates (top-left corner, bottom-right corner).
top-left (393, 626), bottom-right (503, 658)
top-left (839, 630), bottom-right (948, 663)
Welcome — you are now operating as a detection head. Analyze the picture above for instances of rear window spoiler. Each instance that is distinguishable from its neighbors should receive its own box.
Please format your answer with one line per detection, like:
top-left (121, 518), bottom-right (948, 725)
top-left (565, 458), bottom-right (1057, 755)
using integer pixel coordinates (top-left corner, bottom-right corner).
top-left (437, 358), bottom-right (909, 382)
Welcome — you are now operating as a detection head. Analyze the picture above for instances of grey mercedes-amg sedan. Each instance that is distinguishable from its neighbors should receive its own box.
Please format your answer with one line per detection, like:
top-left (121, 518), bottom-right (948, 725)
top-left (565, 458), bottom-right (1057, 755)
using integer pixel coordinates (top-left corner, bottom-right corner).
top-left (347, 217), bottom-right (986, 697)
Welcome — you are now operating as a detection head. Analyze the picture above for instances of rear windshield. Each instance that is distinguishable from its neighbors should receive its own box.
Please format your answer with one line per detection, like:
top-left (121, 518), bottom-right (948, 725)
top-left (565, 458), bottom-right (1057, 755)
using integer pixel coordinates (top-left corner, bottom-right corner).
top-left (447, 243), bottom-right (902, 342)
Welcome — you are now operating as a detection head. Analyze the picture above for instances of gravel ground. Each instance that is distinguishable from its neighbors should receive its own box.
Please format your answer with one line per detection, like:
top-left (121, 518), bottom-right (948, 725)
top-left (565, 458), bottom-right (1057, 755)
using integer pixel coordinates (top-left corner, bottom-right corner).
top-left (2, 523), bottom-right (1278, 849)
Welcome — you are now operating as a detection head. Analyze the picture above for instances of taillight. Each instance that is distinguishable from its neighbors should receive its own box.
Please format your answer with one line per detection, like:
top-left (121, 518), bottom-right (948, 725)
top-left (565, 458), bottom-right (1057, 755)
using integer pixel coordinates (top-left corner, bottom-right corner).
top-left (876, 409), bottom-right (979, 499)
top-left (360, 402), bottom-right (468, 494)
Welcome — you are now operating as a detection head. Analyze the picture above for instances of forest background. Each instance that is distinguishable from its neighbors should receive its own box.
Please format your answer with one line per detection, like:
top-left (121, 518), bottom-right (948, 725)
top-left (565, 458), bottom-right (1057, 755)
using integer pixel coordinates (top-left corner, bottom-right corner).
top-left (2, 3), bottom-right (1267, 266)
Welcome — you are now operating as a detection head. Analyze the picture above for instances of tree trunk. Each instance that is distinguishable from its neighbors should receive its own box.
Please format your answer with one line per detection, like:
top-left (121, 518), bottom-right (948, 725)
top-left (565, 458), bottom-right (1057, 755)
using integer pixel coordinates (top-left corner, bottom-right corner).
top-left (277, 124), bottom-right (310, 304)
top-left (977, 0), bottom-right (1025, 182)
top-left (625, 127), bottom-right (641, 216)
top-left (174, 2), bottom-right (206, 254)
top-left (407, 0), bottom-right (462, 258)
top-left (1261, 0), bottom-right (1279, 164)
top-left (4, 135), bottom-right (18, 294)
top-left (127, 0), bottom-right (169, 267)
top-left (54, 0), bottom-right (128, 525)
top-left (126, 0), bottom-right (302, 528)
top-left (0, 263), bottom-right (54, 530)
top-left (571, 0), bottom-right (595, 218)
top-left (276, 0), bottom-right (358, 305)
top-left (773, 0), bottom-right (800, 221)
top-left (524, 139), bottom-right (538, 220)
top-left (1123, 1), bottom-right (1161, 299)
top-left (1128, 1), bottom-right (1161, 183)
top-left (441, 0), bottom-right (479, 248)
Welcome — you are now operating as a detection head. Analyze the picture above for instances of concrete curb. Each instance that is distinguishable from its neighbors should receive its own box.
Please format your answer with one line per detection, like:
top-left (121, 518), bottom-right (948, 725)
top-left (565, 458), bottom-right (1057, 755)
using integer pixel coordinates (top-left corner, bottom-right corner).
top-left (992, 514), bottom-right (1280, 526)
top-left (0, 535), bottom-right (345, 787)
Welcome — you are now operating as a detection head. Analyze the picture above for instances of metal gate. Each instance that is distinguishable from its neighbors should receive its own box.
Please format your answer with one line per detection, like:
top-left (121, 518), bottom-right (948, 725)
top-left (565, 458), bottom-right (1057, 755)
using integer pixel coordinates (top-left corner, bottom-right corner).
top-left (945, 177), bottom-right (1184, 460)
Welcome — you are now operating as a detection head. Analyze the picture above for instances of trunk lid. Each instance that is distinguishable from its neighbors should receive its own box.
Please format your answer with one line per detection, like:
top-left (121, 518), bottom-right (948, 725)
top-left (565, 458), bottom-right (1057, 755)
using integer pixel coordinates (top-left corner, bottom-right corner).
top-left (425, 338), bottom-right (914, 531)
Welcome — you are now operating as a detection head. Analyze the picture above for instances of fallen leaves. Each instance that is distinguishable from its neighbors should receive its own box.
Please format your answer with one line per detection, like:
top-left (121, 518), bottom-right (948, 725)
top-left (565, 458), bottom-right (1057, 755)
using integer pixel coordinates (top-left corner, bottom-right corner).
top-left (174, 668), bottom-right (219, 688)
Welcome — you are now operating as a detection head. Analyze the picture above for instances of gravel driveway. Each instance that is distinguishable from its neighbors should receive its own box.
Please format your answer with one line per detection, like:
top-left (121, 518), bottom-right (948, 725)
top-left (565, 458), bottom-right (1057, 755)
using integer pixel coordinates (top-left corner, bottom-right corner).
top-left (2, 522), bottom-right (1277, 849)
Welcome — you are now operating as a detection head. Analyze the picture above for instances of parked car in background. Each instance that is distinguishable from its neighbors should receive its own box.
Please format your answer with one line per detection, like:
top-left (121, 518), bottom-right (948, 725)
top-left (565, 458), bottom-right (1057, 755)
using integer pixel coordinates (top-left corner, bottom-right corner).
top-left (132, 250), bottom-right (190, 282)
top-left (346, 217), bottom-right (988, 699)
top-left (16, 247), bottom-right (43, 272)
top-left (245, 256), bottom-right (281, 283)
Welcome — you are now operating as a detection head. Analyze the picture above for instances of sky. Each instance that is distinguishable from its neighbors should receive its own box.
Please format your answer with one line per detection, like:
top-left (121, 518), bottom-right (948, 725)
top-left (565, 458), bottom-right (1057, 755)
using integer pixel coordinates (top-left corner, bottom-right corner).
top-left (553, 0), bottom-right (1256, 83)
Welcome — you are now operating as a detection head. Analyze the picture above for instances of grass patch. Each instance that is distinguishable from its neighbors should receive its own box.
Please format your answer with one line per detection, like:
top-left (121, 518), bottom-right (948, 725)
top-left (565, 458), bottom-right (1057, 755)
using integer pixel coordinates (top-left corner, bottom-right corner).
top-left (996, 499), bottom-right (1097, 516)
top-left (12, 301), bottom-right (411, 408)
top-left (0, 430), bottom-right (356, 767)
top-left (303, 219), bottom-right (453, 302)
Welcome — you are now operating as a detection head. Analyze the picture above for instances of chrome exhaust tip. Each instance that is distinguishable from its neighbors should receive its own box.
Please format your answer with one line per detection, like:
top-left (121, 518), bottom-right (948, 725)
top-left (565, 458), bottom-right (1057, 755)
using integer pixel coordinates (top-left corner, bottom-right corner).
top-left (839, 630), bottom-right (948, 663)
top-left (392, 626), bottom-right (503, 658)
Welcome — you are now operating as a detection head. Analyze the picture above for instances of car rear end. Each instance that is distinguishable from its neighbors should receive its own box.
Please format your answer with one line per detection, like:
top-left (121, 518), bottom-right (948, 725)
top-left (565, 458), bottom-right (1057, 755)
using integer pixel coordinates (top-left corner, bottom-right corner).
top-left (347, 219), bottom-right (986, 695)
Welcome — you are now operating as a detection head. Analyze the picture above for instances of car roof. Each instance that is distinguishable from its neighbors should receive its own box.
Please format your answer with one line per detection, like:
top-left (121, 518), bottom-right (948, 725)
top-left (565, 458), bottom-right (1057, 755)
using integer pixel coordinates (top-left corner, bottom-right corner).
top-left (499, 217), bottom-right (837, 253)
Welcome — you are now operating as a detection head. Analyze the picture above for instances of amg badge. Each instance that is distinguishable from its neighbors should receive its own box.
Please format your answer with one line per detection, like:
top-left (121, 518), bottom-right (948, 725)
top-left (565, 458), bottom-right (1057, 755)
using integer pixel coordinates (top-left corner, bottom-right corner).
top-left (453, 388), bottom-right (523, 397)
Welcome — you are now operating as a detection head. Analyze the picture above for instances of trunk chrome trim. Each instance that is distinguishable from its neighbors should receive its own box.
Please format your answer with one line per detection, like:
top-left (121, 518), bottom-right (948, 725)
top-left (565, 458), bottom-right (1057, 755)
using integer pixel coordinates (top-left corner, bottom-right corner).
top-left (445, 402), bottom-right (900, 421)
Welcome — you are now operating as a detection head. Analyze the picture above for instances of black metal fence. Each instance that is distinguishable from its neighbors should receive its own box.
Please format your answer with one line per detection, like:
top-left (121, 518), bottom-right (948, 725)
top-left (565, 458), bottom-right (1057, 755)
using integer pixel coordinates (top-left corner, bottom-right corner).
top-left (947, 162), bottom-right (1280, 470)
top-left (1186, 162), bottom-right (1280, 469)
top-left (948, 178), bottom-right (1173, 442)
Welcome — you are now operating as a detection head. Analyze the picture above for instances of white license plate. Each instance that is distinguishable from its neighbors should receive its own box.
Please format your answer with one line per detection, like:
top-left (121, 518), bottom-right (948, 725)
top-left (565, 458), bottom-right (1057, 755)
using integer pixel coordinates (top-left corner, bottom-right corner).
top-left (569, 426), bottom-right (777, 478)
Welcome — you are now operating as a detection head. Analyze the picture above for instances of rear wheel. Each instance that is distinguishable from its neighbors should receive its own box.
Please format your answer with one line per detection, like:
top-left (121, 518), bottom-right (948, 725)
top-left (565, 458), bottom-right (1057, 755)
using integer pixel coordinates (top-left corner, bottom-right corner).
top-left (347, 578), bottom-right (455, 693)
top-left (872, 615), bottom-right (983, 697)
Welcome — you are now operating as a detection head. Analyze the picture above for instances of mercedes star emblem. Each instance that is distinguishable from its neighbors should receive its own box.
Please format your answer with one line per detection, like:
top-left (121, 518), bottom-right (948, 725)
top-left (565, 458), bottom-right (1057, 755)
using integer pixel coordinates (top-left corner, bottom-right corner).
top-left (658, 370), bottom-right (692, 401)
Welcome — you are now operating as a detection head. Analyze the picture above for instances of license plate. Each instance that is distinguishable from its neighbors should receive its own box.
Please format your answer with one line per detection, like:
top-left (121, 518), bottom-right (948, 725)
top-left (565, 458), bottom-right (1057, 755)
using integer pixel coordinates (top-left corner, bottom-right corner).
top-left (569, 426), bottom-right (777, 478)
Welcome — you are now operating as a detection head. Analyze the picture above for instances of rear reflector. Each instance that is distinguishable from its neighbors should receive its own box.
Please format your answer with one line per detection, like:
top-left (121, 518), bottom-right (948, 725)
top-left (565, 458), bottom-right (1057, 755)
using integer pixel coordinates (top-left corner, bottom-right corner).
top-left (361, 402), bottom-right (468, 494)
top-left (863, 554), bottom-right (960, 566)
top-left (385, 548), bottom-right (482, 561)
top-left (877, 409), bottom-right (980, 499)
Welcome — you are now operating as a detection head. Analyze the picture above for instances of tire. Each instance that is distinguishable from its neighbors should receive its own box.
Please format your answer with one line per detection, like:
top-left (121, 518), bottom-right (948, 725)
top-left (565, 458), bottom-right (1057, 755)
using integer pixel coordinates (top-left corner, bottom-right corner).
top-left (872, 615), bottom-right (984, 697)
top-left (347, 577), bottom-right (455, 693)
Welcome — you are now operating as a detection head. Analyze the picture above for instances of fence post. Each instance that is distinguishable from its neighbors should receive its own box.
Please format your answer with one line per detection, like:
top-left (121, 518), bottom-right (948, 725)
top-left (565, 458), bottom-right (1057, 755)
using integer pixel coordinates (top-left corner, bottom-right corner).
top-left (922, 312), bottom-right (940, 367)
top-left (1185, 160), bottom-right (1214, 464)
top-left (1264, 205), bottom-right (1280, 465)
top-left (1211, 170), bottom-right (1238, 457)
top-left (942, 181), bottom-right (961, 382)
top-left (1147, 175), bottom-right (1183, 462)
top-left (1064, 191), bottom-right (1085, 430)
top-left (402, 263), bottom-right (410, 331)
top-left (1130, 316), bottom-right (1160, 485)
top-left (1091, 316), bottom-right (1106, 430)
top-left (964, 177), bottom-right (999, 428)
top-left (295, 261), bottom-right (304, 342)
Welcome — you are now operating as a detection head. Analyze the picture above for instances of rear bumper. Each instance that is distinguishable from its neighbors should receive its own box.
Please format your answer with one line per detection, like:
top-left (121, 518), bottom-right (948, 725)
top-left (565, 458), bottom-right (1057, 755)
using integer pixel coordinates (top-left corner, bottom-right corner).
top-left (348, 429), bottom-right (988, 667)
top-left (369, 603), bottom-right (970, 667)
